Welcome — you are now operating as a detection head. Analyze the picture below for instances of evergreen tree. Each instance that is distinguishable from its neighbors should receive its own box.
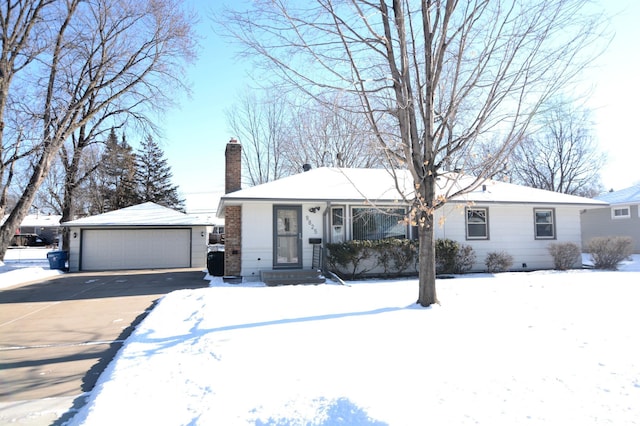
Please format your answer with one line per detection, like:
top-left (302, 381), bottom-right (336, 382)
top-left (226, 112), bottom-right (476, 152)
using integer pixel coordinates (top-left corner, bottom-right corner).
top-left (100, 129), bottom-right (139, 211)
top-left (135, 135), bottom-right (184, 211)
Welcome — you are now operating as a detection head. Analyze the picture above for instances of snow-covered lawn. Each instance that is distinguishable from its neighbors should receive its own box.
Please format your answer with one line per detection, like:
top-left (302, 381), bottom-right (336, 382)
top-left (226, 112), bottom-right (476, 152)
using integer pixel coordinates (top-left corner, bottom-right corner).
top-left (2, 252), bottom-right (638, 425)
top-left (65, 257), bottom-right (639, 425)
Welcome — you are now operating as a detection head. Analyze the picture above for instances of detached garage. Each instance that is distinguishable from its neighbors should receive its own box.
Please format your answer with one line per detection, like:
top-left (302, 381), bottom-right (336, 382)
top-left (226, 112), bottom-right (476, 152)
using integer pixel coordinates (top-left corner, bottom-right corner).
top-left (63, 202), bottom-right (213, 272)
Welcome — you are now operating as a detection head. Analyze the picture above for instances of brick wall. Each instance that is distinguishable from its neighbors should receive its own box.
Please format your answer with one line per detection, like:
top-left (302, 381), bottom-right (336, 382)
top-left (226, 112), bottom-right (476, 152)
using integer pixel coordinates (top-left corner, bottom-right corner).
top-left (224, 205), bottom-right (242, 276)
top-left (224, 138), bottom-right (242, 276)
top-left (225, 138), bottom-right (242, 194)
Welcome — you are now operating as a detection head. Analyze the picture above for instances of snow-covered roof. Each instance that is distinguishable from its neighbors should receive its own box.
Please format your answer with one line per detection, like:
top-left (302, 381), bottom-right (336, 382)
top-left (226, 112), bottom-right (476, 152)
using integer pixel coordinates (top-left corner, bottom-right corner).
top-left (218, 167), bottom-right (607, 216)
top-left (63, 202), bottom-right (214, 227)
top-left (595, 184), bottom-right (640, 205)
top-left (1, 214), bottom-right (62, 228)
top-left (222, 168), bottom-right (415, 204)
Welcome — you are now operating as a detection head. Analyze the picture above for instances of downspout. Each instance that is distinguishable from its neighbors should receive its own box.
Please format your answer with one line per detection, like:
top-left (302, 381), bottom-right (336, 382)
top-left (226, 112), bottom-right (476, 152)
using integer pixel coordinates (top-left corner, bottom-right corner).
top-left (321, 201), bottom-right (347, 286)
top-left (321, 201), bottom-right (331, 273)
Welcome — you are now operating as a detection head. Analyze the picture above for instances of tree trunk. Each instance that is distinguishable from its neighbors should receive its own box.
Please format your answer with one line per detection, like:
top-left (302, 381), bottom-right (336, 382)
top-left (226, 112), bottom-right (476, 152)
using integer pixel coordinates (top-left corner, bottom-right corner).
top-left (417, 215), bottom-right (437, 307)
top-left (60, 129), bottom-right (85, 252)
top-left (60, 186), bottom-right (75, 252)
top-left (417, 176), bottom-right (438, 307)
top-left (0, 145), bottom-right (57, 260)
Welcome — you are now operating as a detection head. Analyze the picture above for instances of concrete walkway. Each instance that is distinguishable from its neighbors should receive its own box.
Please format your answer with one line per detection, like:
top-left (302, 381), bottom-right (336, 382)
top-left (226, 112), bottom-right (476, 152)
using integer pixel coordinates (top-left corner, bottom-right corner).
top-left (0, 269), bottom-right (209, 425)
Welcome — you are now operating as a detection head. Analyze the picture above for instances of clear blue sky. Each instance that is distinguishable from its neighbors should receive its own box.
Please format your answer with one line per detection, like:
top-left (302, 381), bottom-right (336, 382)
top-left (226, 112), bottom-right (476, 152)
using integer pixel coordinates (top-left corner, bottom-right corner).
top-left (157, 0), bottom-right (639, 214)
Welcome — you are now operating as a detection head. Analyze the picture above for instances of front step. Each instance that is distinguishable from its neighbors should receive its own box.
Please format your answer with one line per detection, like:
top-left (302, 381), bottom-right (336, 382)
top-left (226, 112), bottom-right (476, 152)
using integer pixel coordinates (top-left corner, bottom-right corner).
top-left (261, 269), bottom-right (326, 286)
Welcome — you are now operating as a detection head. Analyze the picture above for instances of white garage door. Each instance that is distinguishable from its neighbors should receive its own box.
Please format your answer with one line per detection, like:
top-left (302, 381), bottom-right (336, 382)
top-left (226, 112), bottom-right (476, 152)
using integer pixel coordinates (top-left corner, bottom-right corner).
top-left (81, 228), bottom-right (191, 271)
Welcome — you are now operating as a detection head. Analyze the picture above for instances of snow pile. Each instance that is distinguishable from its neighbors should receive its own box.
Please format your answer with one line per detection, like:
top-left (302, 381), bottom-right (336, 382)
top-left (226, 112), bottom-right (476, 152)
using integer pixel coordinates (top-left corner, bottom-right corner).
top-left (0, 248), bottom-right (62, 289)
top-left (64, 260), bottom-right (640, 425)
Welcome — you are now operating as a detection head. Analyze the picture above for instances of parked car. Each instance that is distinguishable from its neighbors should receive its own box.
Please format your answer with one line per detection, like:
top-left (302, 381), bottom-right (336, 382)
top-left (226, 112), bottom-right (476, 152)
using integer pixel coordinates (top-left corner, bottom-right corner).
top-left (10, 233), bottom-right (51, 247)
top-left (209, 226), bottom-right (225, 244)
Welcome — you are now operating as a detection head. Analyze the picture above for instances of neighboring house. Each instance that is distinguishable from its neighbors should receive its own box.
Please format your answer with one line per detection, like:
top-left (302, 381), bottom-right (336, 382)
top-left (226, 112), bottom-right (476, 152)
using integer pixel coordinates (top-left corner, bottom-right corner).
top-left (1, 213), bottom-right (62, 245)
top-left (581, 184), bottom-right (640, 253)
top-left (63, 202), bottom-right (213, 272)
top-left (217, 139), bottom-right (607, 280)
top-left (209, 224), bottom-right (225, 244)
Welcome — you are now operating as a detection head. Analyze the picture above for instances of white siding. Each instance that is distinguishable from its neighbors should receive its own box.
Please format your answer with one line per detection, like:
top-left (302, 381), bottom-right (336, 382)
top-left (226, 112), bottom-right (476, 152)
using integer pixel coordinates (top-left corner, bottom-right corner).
top-left (190, 226), bottom-right (209, 270)
top-left (301, 203), bottom-right (324, 268)
top-left (240, 202), bottom-right (326, 280)
top-left (435, 204), bottom-right (584, 271)
top-left (237, 201), bottom-right (586, 277)
top-left (241, 203), bottom-right (273, 280)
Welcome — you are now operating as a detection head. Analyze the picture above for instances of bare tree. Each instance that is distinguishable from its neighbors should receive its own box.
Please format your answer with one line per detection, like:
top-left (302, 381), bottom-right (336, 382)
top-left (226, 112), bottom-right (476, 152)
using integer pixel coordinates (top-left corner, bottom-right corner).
top-left (0, 0), bottom-right (197, 259)
top-left (284, 94), bottom-right (386, 173)
top-left (0, 0), bottom-right (53, 220)
top-left (221, 0), bottom-right (608, 306)
top-left (227, 89), bottom-right (385, 183)
top-left (226, 89), bottom-right (289, 185)
top-left (508, 100), bottom-right (606, 197)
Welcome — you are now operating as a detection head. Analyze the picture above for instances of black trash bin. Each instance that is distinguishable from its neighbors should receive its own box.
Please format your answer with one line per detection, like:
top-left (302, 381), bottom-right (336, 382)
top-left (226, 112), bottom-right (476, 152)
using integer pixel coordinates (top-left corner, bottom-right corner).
top-left (207, 251), bottom-right (224, 276)
top-left (47, 250), bottom-right (68, 270)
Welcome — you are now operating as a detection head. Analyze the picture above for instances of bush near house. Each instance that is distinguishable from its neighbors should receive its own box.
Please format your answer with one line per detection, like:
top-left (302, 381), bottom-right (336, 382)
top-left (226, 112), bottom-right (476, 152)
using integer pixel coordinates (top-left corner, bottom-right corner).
top-left (375, 238), bottom-right (418, 277)
top-left (587, 236), bottom-right (633, 270)
top-left (485, 251), bottom-right (514, 273)
top-left (326, 238), bottom-right (475, 279)
top-left (454, 244), bottom-right (476, 274)
top-left (548, 242), bottom-right (581, 270)
top-left (435, 238), bottom-right (476, 275)
top-left (326, 240), bottom-right (377, 279)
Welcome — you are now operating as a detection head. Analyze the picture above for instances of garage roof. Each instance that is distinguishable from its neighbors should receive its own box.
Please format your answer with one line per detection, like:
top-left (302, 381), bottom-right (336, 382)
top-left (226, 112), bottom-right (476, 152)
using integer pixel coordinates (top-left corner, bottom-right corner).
top-left (63, 202), bottom-right (214, 227)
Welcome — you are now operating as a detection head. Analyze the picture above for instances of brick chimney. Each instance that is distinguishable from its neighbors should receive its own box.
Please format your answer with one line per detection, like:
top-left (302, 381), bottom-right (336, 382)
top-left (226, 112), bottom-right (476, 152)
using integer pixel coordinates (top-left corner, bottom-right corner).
top-left (225, 138), bottom-right (241, 194)
top-left (224, 138), bottom-right (242, 277)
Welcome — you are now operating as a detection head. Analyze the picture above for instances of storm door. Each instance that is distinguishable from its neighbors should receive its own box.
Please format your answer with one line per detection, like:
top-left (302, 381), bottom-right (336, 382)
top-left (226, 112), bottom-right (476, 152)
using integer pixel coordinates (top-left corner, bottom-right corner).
top-left (273, 205), bottom-right (302, 268)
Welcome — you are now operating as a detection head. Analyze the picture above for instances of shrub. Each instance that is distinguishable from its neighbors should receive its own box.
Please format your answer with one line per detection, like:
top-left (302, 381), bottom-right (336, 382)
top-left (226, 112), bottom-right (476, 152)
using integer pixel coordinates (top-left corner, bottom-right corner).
top-left (326, 240), bottom-right (375, 279)
top-left (454, 244), bottom-right (476, 274)
top-left (548, 242), bottom-right (581, 270)
top-left (435, 239), bottom-right (476, 274)
top-left (373, 239), bottom-right (417, 277)
top-left (485, 251), bottom-right (513, 273)
top-left (435, 239), bottom-right (459, 274)
top-left (326, 238), bottom-right (475, 278)
top-left (586, 236), bottom-right (633, 270)
top-left (388, 239), bottom-right (417, 276)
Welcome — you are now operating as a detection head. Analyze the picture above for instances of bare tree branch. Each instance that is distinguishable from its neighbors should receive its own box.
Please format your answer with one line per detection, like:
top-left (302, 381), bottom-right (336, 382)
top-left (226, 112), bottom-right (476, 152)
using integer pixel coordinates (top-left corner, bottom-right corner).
top-left (220, 0), bottom-right (609, 305)
top-left (0, 0), bottom-right (198, 259)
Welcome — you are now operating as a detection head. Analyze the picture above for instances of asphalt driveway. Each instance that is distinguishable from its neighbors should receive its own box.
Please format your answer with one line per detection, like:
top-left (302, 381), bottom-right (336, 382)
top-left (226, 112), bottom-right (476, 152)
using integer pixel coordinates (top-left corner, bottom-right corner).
top-left (0, 268), bottom-right (209, 425)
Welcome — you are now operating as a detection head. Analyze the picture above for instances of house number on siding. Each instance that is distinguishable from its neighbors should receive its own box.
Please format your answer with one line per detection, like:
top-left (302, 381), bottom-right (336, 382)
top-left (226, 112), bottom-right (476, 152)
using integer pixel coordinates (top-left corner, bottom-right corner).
top-left (306, 215), bottom-right (318, 234)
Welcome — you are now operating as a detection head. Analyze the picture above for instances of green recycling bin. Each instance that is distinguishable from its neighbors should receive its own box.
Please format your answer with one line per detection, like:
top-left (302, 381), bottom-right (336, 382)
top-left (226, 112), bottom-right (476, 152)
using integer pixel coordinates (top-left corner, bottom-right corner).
top-left (47, 250), bottom-right (68, 270)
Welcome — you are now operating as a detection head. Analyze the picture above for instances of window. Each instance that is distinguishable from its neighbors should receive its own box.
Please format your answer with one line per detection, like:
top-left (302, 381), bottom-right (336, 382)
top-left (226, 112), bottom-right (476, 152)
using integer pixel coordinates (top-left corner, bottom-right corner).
top-left (332, 207), bottom-right (344, 226)
top-left (534, 208), bottom-right (555, 239)
top-left (331, 207), bottom-right (345, 243)
top-left (466, 208), bottom-right (488, 239)
top-left (611, 206), bottom-right (630, 219)
top-left (351, 207), bottom-right (407, 240)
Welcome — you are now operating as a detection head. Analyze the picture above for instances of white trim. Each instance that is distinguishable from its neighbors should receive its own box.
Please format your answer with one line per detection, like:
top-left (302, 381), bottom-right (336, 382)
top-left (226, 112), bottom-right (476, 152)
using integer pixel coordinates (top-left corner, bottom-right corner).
top-left (611, 206), bottom-right (631, 219)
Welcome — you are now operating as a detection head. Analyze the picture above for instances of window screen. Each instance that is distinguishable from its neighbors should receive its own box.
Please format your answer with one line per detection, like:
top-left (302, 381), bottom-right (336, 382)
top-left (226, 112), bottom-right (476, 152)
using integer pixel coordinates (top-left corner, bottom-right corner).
top-left (534, 208), bottom-right (555, 239)
top-left (351, 207), bottom-right (407, 240)
top-left (466, 208), bottom-right (488, 239)
top-left (612, 207), bottom-right (630, 219)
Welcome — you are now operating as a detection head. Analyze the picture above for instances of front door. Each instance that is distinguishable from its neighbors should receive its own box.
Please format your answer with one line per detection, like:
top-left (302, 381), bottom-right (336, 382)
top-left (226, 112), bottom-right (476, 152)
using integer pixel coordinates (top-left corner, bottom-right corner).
top-left (274, 205), bottom-right (302, 268)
